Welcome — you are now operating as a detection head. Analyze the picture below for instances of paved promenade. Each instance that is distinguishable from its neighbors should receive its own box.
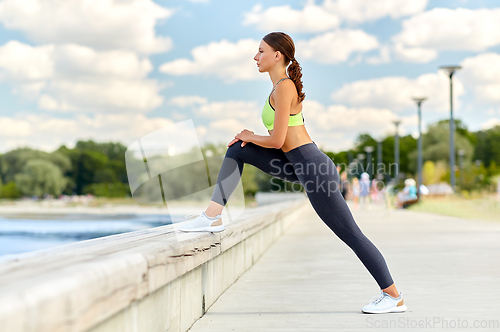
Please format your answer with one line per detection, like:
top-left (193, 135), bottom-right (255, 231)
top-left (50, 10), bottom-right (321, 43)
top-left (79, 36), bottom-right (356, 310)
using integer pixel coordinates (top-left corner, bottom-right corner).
top-left (189, 201), bottom-right (500, 331)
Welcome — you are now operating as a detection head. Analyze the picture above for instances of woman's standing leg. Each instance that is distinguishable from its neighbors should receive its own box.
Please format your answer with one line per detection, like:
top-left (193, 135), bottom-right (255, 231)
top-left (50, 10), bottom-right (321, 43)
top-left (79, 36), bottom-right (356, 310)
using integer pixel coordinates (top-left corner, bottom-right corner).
top-left (284, 143), bottom-right (398, 294)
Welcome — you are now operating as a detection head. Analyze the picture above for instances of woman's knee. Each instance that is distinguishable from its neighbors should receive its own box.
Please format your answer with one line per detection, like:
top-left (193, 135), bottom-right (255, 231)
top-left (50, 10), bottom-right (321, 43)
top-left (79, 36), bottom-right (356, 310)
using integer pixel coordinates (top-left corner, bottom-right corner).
top-left (225, 140), bottom-right (244, 159)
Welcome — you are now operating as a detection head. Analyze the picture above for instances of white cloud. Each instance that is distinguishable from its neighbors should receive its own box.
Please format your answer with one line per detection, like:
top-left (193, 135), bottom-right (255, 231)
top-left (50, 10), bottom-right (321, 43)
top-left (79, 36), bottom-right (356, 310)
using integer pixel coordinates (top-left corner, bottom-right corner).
top-left (200, 118), bottom-right (262, 146)
top-left (242, 0), bottom-right (427, 33)
top-left (460, 53), bottom-right (500, 103)
top-left (169, 96), bottom-right (209, 108)
top-left (393, 7), bottom-right (500, 63)
top-left (324, 0), bottom-right (428, 23)
top-left (393, 43), bottom-right (438, 63)
top-left (300, 99), bottom-right (417, 152)
top-left (243, 3), bottom-right (340, 33)
top-left (297, 30), bottom-right (379, 64)
top-left (38, 78), bottom-right (165, 113)
top-left (5, 110), bottom-right (256, 154)
top-left (196, 100), bottom-right (261, 120)
top-left (365, 45), bottom-right (391, 65)
top-left (0, 41), bottom-right (166, 113)
top-left (480, 118), bottom-right (500, 131)
top-left (0, 113), bottom-right (175, 153)
top-left (0, 41), bottom-right (53, 81)
top-left (331, 72), bottom-right (465, 112)
top-left (159, 39), bottom-right (264, 82)
top-left (53, 44), bottom-right (154, 79)
top-left (168, 96), bottom-right (263, 124)
top-left (0, 0), bottom-right (173, 54)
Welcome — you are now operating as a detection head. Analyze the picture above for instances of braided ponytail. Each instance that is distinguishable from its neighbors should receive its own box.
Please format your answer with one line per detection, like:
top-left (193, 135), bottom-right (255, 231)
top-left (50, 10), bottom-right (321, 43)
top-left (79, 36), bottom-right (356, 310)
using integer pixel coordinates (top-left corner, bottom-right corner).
top-left (287, 58), bottom-right (305, 103)
top-left (263, 32), bottom-right (306, 103)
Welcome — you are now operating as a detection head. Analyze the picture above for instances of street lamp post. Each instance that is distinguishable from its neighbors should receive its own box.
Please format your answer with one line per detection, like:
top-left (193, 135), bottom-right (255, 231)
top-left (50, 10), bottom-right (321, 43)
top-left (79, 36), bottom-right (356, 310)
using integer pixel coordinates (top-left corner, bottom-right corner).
top-left (440, 65), bottom-right (461, 192)
top-left (412, 97), bottom-right (427, 197)
top-left (392, 120), bottom-right (401, 182)
top-left (377, 138), bottom-right (383, 176)
top-left (364, 146), bottom-right (375, 177)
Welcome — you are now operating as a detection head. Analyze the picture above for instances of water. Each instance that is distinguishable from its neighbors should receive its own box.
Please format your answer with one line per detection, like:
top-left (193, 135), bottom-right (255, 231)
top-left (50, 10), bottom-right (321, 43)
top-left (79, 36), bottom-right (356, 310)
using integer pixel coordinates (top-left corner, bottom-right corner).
top-left (0, 214), bottom-right (174, 257)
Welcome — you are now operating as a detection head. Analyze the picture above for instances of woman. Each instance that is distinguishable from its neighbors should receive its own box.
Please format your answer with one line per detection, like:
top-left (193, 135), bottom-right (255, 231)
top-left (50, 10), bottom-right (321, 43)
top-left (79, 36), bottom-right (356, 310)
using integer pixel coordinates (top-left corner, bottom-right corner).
top-left (178, 32), bottom-right (407, 314)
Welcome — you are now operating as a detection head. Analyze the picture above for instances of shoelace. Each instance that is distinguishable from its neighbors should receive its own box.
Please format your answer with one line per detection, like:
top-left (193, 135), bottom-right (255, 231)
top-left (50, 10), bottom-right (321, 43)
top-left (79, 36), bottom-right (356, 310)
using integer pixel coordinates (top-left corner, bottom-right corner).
top-left (369, 291), bottom-right (385, 305)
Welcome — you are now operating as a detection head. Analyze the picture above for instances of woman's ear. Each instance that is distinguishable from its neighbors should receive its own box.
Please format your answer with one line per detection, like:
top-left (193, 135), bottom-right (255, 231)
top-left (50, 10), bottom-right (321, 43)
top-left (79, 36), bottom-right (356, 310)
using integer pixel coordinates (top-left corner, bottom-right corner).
top-left (275, 51), bottom-right (281, 62)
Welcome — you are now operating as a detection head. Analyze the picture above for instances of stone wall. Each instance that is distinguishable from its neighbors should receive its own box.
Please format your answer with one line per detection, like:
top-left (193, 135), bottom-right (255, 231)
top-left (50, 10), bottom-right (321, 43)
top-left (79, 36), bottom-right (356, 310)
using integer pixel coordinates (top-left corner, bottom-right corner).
top-left (0, 199), bottom-right (309, 332)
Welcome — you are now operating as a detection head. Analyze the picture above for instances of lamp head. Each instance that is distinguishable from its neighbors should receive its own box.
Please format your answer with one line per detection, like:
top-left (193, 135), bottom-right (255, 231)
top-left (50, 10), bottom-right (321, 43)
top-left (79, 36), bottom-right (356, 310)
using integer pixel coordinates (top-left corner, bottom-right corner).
top-left (364, 146), bottom-right (374, 153)
top-left (412, 97), bottom-right (427, 105)
top-left (439, 66), bottom-right (462, 76)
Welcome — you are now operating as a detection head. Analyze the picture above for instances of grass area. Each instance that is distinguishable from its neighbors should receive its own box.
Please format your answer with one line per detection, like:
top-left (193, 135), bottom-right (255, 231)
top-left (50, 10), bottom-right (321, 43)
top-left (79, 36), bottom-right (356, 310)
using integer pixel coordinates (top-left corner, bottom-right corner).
top-left (407, 194), bottom-right (500, 222)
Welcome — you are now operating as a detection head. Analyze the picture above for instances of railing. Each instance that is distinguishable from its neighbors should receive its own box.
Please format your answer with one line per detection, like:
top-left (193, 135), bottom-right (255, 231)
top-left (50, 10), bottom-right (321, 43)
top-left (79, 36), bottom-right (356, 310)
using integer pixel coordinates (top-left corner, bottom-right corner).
top-left (0, 199), bottom-right (309, 332)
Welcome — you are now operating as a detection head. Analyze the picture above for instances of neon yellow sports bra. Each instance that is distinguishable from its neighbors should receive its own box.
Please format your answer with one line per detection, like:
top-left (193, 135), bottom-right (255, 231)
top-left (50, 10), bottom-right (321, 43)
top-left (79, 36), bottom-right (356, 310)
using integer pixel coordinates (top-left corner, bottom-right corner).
top-left (261, 77), bottom-right (305, 131)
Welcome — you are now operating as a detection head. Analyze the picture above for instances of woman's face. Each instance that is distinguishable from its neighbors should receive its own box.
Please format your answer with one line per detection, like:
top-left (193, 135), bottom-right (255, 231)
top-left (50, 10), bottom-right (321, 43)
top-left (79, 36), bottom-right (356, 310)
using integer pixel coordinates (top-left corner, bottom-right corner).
top-left (254, 40), bottom-right (277, 73)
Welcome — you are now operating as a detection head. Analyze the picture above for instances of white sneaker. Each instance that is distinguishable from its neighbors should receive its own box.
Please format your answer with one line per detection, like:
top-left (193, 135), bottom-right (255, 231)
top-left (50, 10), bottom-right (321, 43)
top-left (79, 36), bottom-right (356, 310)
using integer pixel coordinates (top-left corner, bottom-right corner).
top-left (177, 211), bottom-right (225, 232)
top-left (361, 290), bottom-right (407, 314)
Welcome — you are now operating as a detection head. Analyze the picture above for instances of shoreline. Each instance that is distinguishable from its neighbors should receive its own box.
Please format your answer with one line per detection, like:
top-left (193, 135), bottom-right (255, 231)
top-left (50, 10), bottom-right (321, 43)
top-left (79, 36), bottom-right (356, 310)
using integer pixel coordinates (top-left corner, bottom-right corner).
top-left (0, 198), bottom-right (251, 219)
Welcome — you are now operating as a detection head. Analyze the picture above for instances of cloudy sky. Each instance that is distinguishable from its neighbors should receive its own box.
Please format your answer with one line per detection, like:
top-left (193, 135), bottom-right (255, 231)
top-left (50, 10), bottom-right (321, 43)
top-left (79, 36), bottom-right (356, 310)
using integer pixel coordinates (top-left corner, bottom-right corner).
top-left (1, 0), bottom-right (500, 154)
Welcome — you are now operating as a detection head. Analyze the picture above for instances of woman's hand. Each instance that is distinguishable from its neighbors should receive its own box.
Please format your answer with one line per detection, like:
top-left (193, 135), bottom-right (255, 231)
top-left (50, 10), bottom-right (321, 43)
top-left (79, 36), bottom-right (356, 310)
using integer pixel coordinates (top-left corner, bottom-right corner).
top-left (227, 129), bottom-right (254, 147)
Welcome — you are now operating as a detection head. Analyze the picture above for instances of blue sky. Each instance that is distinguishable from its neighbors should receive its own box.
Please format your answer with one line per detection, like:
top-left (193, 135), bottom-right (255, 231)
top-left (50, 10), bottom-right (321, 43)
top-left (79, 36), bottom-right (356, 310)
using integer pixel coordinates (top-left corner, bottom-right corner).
top-left (1, 0), bottom-right (500, 153)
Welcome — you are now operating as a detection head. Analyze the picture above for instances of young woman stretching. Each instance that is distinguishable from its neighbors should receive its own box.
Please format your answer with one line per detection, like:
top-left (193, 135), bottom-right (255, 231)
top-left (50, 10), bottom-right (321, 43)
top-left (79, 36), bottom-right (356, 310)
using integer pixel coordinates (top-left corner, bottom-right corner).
top-left (178, 32), bottom-right (407, 314)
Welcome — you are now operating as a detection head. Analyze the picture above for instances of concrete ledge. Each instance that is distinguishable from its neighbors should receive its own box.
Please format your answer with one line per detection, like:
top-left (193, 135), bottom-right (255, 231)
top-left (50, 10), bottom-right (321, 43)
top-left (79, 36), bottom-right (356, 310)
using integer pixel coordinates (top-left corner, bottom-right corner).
top-left (0, 199), bottom-right (309, 332)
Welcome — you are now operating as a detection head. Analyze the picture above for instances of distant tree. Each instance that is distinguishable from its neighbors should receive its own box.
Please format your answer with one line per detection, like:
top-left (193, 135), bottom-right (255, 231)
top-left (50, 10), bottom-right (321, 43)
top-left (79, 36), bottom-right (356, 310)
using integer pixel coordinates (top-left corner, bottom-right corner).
top-left (350, 133), bottom-right (417, 178)
top-left (14, 159), bottom-right (68, 196)
top-left (474, 125), bottom-right (500, 168)
top-left (0, 181), bottom-right (22, 199)
top-left (0, 147), bottom-right (71, 183)
top-left (406, 119), bottom-right (474, 175)
top-left (56, 140), bottom-right (128, 194)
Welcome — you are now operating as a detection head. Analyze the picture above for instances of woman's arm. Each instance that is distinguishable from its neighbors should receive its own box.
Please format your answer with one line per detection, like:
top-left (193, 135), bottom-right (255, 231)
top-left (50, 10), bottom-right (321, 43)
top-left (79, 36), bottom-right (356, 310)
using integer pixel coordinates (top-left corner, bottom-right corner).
top-left (245, 80), bottom-right (295, 149)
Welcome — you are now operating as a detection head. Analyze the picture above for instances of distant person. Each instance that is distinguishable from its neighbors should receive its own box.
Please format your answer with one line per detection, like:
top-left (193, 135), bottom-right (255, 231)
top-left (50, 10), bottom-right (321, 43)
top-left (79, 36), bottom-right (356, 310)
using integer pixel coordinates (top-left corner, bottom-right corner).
top-left (371, 177), bottom-right (382, 203)
top-left (337, 165), bottom-right (349, 200)
top-left (359, 172), bottom-right (371, 210)
top-left (352, 177), bottom-right (361, 209)
top-left (396, 178), bottom-right (418, 208)
top-left (178, 31), bottom-right (406, 314)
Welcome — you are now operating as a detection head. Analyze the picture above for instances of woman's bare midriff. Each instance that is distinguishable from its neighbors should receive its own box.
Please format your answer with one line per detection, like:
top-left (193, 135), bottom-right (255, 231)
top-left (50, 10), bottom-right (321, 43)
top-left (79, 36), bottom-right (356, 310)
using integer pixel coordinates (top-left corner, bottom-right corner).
top-left (268, 125), bottom-right (314, 153)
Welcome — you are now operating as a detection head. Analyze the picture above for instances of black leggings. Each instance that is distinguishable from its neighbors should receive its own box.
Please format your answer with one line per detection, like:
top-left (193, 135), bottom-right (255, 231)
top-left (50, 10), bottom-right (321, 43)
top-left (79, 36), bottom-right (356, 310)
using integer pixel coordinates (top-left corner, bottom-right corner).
top-left (211, 140), bottom-right (394, 290)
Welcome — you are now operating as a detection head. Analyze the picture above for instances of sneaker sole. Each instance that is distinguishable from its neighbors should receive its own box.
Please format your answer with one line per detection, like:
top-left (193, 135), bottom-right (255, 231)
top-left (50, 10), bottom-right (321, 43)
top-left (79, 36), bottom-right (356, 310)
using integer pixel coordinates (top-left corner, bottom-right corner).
top-left (178, 225), bottom-right (225, 233)
top-left (362, 304), bottom-right (407, 314)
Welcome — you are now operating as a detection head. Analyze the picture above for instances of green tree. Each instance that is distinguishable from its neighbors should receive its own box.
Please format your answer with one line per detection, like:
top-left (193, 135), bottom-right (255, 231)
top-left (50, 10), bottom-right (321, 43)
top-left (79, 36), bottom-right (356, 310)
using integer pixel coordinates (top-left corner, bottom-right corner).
top-left (14, 159), bottom-right (68, 196)
top-left (349, 133), bottom-right (416, 179)
top-left (0, 181), bottom-right (22, 199)
top-left (474, 125), bottom-right (500, 168)
top-left (407, 119), bottom-right (474, 175)
top-left (0, 147), bottom-right (71, 183)
top-left (56, 140), bottom-right (128, 194)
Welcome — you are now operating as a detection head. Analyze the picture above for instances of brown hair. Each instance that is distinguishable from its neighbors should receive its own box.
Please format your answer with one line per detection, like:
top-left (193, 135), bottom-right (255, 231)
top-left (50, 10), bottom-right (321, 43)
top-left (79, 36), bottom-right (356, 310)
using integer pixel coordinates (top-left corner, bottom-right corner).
top-left (262, 32), bottom-right (305, 103)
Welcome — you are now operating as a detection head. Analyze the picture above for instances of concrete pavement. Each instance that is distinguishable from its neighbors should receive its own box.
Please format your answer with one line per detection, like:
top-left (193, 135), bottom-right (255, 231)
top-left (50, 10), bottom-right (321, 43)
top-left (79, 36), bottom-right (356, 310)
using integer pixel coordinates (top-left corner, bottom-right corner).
top-left (188, 201), bottom-right (500, 331)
